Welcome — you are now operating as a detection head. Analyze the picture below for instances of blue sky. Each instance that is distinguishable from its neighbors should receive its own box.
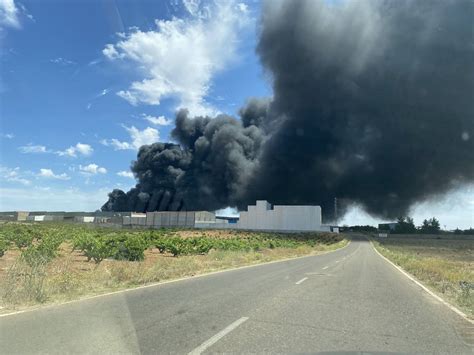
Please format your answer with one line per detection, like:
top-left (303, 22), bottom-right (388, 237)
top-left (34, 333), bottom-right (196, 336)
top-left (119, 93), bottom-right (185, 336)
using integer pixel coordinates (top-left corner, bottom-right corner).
top-left (0, 0), bottom-right (472, 228)
top-left (0, 0), bottom-right (269, 210)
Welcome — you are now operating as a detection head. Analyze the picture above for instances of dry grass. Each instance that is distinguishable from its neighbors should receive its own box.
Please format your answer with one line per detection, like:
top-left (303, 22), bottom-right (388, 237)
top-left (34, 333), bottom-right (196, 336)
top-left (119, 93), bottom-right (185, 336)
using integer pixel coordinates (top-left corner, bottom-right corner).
top-left (373, 238), bottom-right (473, 318)
top-left (0, 233), bottom-right (347, 311)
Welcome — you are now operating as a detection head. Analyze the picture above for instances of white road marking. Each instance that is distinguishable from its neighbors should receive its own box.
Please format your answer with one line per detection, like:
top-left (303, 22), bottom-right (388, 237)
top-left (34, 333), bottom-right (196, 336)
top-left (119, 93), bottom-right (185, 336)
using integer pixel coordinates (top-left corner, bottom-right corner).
top-left (335, 260), bottom-right (340, 263)
top-left (188, 317), bottom-right (249, 355)
top-left (322, 266), bottom-right (329, 270)
top-left (295, 277), bottom-right (308, 285)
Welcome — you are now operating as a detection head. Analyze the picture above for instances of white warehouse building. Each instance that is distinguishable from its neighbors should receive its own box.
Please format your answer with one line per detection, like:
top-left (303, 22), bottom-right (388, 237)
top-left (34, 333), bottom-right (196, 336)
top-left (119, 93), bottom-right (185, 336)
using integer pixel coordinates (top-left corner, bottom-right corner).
top-left (237, 200), bottom-right (330, 232)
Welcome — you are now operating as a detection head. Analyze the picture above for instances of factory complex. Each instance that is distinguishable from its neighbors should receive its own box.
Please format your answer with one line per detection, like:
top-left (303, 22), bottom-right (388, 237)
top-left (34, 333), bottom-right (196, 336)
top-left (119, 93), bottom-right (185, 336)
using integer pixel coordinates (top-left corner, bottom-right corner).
top-left (0, 201), bottom-right (334, 233)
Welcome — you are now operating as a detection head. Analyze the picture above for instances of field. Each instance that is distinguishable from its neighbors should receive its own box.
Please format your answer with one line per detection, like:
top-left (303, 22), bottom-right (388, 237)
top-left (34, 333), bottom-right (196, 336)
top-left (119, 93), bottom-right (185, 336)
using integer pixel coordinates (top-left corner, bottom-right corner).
top-left (0, 223), bottom-right (347, 311)
top-left (373, 237), bottom-right (473, 317)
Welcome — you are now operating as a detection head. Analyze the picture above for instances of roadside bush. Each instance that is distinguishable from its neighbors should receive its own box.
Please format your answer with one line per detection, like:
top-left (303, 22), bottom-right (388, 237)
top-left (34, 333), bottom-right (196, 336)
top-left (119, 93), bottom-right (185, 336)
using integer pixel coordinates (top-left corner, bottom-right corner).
top-left (196, 238), bottom-right (214, 254)
top-left (72, 233), bottom-right (96, 255)
top-left (22, 235), bottom-right (62, 268)
top-left (114, 236), bottom-right (148, 261)
top-left (83, 237), bottom-right (115, 264)
top-left (74, 232), bottom-right (148, 262)
top-left (167, 243), bottom-right (181, 257)
top-left (13, 228), bottom-right (35, 249)
top-left (167, 239), bottom-right (192, 257)
top-left (98, 238), bottom-right (117, 264)
top-left (3, 257), bottom-right (50, 304)
top-left (0, 237), bottom-right (9, 257)
top-left (3, 234), bottom-right (62, 304)
top-left (458, 281), bottom-right (472, 306)
top-left (155, 238), bottom-right (168, 253)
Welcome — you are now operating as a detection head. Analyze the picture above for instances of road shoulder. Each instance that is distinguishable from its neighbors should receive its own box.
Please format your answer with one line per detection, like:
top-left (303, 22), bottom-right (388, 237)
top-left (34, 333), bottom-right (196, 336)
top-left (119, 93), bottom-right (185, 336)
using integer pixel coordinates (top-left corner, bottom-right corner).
top-left (371, 240), bottom-right (473, 324)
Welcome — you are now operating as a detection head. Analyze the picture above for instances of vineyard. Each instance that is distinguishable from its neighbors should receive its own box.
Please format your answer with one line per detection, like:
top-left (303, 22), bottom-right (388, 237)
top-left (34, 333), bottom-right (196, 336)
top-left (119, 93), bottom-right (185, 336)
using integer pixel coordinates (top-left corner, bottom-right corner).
top-left (0, 223), bottom-right (346, 309)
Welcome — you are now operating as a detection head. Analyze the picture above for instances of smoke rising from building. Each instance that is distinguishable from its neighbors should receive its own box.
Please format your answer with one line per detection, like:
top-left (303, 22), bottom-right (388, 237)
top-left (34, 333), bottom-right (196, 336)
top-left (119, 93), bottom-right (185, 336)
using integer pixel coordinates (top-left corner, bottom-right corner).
top-left (103, 0), bottom-right (474, 220)
top-left (102, 109), bottom-right (265, 212)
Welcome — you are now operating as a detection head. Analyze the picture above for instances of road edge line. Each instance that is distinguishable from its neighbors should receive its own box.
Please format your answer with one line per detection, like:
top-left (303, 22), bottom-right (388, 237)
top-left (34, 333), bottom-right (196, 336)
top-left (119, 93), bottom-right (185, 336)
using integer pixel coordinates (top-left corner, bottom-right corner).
top-left (0, 239), bottom-right (351, 318)
top-left (371, 241), bottom-right (473, 325)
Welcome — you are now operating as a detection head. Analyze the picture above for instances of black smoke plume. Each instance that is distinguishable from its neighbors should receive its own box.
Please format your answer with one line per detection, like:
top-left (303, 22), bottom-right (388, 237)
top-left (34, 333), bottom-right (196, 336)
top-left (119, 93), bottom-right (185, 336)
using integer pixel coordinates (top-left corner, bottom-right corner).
top-left (103, 0), bottom-right (474, 220)
top-left (102, 109), bottom-right (264, 212)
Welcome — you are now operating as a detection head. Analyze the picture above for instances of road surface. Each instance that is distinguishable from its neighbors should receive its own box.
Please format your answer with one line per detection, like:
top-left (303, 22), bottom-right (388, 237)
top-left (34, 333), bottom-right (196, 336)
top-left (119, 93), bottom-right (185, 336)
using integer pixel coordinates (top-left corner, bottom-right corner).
top-left (1, 237), bottom-right (472, 354)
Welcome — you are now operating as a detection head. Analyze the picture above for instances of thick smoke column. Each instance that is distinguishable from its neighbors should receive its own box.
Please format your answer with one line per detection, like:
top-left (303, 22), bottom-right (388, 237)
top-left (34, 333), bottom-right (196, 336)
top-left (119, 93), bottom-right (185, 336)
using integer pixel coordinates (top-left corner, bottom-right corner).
top-left (102, 109), bottom-right (264, 212)
top-left (103, 0), bottom-right (474, 220)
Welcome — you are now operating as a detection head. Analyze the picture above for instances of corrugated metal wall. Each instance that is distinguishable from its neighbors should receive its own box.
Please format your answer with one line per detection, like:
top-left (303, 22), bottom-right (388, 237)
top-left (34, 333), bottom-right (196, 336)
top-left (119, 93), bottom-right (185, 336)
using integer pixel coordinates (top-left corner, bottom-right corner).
top-left (144, 211), bottom-right (199, 228)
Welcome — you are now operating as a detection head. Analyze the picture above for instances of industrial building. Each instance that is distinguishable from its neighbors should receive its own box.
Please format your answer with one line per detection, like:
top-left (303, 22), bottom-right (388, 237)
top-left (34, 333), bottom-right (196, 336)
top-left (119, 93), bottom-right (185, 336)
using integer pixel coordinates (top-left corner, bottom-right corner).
top-left (26, 215), bottom-right (45, 222)
top-left (0, 200), bottom-right (333, 233)
top-left (145, 211), bottom-right (216, 228)
top-left (237, 200), bottom-right (330, 232)
top-left (1, 211), bottom-right (132, 224)
top-left (378, 222), bottom-right (397, 231)
top-left (0, 211), bottom-right (29, 221)
top-left (215, 216), bottom-right (239, 224)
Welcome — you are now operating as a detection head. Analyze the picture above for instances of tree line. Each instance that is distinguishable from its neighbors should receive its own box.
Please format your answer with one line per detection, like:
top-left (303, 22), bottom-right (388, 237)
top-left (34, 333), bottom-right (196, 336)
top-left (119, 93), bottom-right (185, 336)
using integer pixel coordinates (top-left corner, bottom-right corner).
top-left (342, 218), bottom-right (473, 235)
top-left (382, 217), bottom-right (473, 235)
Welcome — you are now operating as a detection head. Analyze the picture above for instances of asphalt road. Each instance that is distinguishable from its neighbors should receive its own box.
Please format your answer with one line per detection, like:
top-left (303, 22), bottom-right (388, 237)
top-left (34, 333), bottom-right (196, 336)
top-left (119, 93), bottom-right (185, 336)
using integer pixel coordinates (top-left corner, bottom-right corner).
top-left (1, 237), bottom-right (472, 354)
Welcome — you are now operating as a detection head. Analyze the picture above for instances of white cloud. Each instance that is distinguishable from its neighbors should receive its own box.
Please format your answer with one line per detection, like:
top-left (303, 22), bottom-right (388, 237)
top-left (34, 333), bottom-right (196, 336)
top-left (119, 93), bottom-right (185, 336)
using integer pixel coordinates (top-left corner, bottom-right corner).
top-left (79, 163), bottom-right (107, 175)
top-left (50, 57), bottom-right (76, 66)
top-left (103, 43), bottom-right (121, 59)
top-left (142, 114), bottom-right (172, 126)
top-left (237, 3), bottom-right (248, 13)
top-left (58, 146), bottom-right (78, 157)
top-left (88, 58), bottom-right (102, 66)
top-left (75, 143), bottom-right (93, 155)
top-left (97, 88), bottom-right (109, 97)
top-left (57, 142), bottom-right (93, 157)
top-left (18, 144), bottom-right (49, 153)
top-left (117, 171), bottom-right (134, 178)
top-left (101, 138), bottom-right (132, 150)
top-left (1, 132), bottom-right (14, 139)
top-left (102, 125), bottom-right (159, 150)
top-left (19, 142), bottom-right (93, 157)
top-left (183, 0), bottom-right (201, 17)
top-left (38, 168), bottom-right (70, 180)
top-left (125, 126), bottom-right (159, 149)
top-left (7, 176), bottom-right (31, 185)
top-left (0, 0), bottom-right (20, 29)
top-left (103, 0), bottom-right (250, 116)
top-left (0, 166), bottom-right (31, 185)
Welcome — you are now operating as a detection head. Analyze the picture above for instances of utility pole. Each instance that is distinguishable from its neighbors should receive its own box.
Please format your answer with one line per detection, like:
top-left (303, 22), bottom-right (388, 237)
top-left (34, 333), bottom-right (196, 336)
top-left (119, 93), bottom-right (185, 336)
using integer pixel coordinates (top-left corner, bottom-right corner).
top-left (334, 197), bottom-right (338, 224)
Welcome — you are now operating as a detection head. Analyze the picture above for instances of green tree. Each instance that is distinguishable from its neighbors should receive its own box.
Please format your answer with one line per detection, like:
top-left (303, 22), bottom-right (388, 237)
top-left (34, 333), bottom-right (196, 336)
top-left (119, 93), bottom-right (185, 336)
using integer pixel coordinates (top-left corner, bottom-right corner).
top-left (406, 217), bottom-right (415, 230)
top-left (420, 219), bottom-right (431, 234)
top-left (419, 217), bottom-right (440, 234)
top-left (394, 216), bottom-right (416, 234)
top-left (430, 217), bottom-right (440, 233)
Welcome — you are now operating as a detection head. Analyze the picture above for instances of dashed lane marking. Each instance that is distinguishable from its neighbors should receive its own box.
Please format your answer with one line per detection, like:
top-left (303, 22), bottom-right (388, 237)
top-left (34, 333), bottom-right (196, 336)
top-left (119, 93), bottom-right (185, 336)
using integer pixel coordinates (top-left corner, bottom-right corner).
top-left (188, 317), bottom-right (249, 354)
top-left (295, 277), bottom-right (308, 285)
